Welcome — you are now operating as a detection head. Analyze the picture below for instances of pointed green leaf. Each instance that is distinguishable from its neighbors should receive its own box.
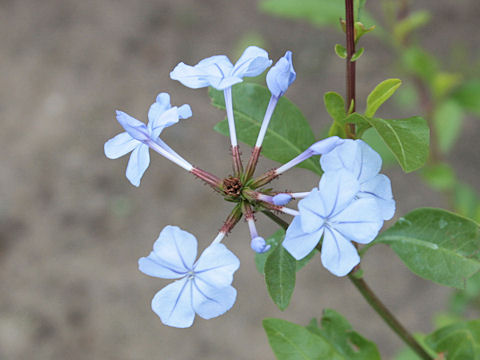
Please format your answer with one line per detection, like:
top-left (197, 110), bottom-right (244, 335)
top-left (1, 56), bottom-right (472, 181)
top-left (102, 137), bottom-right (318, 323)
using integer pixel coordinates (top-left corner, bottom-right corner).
top-left (433, 100), bottom-right (464, 153)
top-left (210, 83), bottom-right (322, 174)
top-left (264, 241), bottom-right (296, 310)
top-left (351, 47), bottom-right (364, 62)
top-left (255, 229), bottom-right (317, 274)
top-left (324, 91), bottom-right (346, 124)
top-left (263, 311), bottom-right (380, 360)
top-left (393, 11), bottom-right (431, 44)
top-left (353, 115), bottom-right (429, 172)
top-left (307, 310), bottom-right (381, 360)
top-left (421, 163), bottom-right (456, 191)
top-left (334, 44), bottom-right (347, 59)
top-left (426, 320), bottom-right (480, 359)
top-left (375, 208), bottom-right (480, 289)
top-left (451, 79), bottom-right (480, 116)
top-left (365, 79), bottom-right (402, 117)
top-left (263, 318), bottom-right (344, 360)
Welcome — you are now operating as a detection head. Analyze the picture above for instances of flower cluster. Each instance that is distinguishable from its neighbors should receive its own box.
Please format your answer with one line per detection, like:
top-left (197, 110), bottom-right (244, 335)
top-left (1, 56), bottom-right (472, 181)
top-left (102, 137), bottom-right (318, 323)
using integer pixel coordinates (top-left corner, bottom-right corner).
top-left (282, 139), bottom-right (394, 276)
top-left (104, 46), bottom-right (394, 327)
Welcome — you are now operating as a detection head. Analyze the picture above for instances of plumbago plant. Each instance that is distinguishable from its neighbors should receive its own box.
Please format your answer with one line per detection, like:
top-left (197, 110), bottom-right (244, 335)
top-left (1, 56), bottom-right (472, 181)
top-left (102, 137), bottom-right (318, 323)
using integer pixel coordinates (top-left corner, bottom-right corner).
top-left (104, 1), bottom-right (480, 359)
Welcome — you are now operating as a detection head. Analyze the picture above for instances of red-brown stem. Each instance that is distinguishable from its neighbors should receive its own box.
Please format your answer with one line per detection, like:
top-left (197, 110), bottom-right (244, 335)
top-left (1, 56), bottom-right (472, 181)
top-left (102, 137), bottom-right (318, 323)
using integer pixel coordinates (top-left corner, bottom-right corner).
top-left (191, 167), bottom-right (223, 190)
top-left (250, 169), bottom-right (278, 189)
top-left (220, 205), bottom-right (243, 234)
top-left (242, 201), bottom-right (255, 220)
top-left (244, 146), bottom-right (262, 181)
top-left (232, 145), bottom-right (243, 177)
top-left (345, 0), bottom-right (356, 138)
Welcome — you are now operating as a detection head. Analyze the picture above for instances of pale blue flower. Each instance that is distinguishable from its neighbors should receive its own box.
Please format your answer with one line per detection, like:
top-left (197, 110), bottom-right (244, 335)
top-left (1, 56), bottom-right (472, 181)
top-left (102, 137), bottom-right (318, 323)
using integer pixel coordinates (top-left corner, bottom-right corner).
top-left (320, 139), bottom-right (395, 220)
top-left (170, 46), bottom-right (272, 90)
top-left (282, 171), bottom-right (384, 276)
top-left (266, 51), bottom-right (296, 98)
top-left (272, 193), bottom-right (293, 206)
top-left (139, 226), bottom-right (240, 328)
top-left (104, 93), bottom-right (192, 186)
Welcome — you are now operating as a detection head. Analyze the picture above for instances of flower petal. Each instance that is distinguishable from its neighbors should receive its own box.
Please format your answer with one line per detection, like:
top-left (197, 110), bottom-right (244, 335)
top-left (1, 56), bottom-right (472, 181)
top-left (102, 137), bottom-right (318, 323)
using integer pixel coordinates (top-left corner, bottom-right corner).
top-left (331, 198), bottom-right (383, 244)
top-left (283, 216), bottom-right (324, 260)
top-left (147, 93), bottom-right (171, 127)
top-left (177, 104), bottom-right (192, 119)
top-left (170, 56), bottom-right (239, 90)
top-left (321, 227), bottom-right (360, 277)
top-left (138, 251), bottom-right (187, 279)
top-left (194, 243), bottom-right (240, 288)
top-left (250, 236), bottom-right (271, 253)
top-left (151, 278), bottom-right (195, 328)
top-left (298, 188), bottom-right (326, 233)
top-left (356, 140), bottom-right (382, 183)
top-left (104, 132), bottom-right (139, 159)
top-left (115, 110), bottom-right (150, 142)
top-left (126, 144), bottom-right (150, 187)
top-left (152, 225), bottom-right (198, 272)
top-left (318, 170), bottom-right (359, 216)
top-left (309, 136), bottom-right (345, 155)
top-left (320, 140), bottom-right (382, 183)
top-left (266, 51), bottom-right (296, 97)
top-left (231, 46), bottom-right (272, 78)
top-left (192, 281), bottom-right (237, 320)
top-left (148, 107), bottom-right (180, 139)
top-left (359, 174), bottom-right (395, 220)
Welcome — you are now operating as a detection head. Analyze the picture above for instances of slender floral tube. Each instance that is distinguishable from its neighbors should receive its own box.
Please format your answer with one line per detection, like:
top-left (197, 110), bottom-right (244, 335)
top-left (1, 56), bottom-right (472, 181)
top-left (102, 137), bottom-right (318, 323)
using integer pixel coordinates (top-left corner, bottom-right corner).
top-left (251, 136), bottom-right (344, 188)
top-left (255, 96), bottom-right (279, 148)
top-left (224, 87), bottom-right (238, 147)
top-left (210, 205), bottom-right (243, 246)
top-left (191, 167), bottom-right (223, 189)
top-left (147, 140), bottom-right (193, 171)
top-left (211, 232), bottom-right (226, 245)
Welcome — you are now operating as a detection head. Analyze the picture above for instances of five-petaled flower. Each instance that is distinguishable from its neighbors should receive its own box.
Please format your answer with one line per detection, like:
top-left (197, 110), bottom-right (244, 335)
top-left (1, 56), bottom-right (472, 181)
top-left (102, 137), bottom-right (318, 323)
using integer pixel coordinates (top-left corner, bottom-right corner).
top-left (282, 170), bottom-right (384, 276)
top-left (104, 93), bottom-right (192, 186)
top-left (170, 46), bottom-right (272, 90)
top-left (138, 226), bottom-right (240, 328)
top-left (320, 139), bottom-right (395, 220)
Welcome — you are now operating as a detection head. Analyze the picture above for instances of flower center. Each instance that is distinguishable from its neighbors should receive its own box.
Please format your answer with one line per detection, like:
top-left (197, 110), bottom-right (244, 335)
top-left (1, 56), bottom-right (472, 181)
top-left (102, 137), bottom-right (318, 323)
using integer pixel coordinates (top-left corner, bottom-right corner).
top-left (223, 176), bottom-right (243, 197)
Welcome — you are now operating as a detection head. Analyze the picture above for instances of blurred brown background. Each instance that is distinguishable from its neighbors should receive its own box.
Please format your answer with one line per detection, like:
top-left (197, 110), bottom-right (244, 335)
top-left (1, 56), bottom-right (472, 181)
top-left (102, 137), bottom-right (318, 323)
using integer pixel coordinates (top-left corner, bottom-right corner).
top-left (1, 0), bottom-right (479, 359)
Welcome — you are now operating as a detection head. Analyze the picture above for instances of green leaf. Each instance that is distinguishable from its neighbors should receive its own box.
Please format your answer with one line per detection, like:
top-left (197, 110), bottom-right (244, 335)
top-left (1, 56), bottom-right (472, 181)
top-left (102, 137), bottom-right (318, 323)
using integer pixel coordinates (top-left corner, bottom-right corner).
top-left (264, 241), bottom-right (296, 310)
top-left (354, 22), bottom-right (376, 42)
top-left (361, 127), bottom-right (397, 166)
top-left (393, 10), bottom-right (431, 44)
top-left (401, 47), bottom-right (438, 84)
top-left (448, 271), bottom-right (480, 315)
top-left (425, 320), bottom-right (480, 359)
top-left (354, 115), bottom-right (429, 172)
top-left (454, 182), bottom-right (480, 223)
top-left (259, 0), bottom-right (375, 28)
top-left (324, 92), bottom-right (346, 124)
top-left (432, 72), bottom-right (462, 100)
top-left (393, 335), bottom-right (435, 360)
top-left (255, 229), bottom-right (284, 273)
top-left (421, 163), bottom-right (456, 191)
top-left (365, 79), bottom-right (402, 117)
top-left (210, 83), bottom-right (322, 174)
top-left (375, 208), bottom-right (480, 289)
top-left (334, 44), bottom-right (347, 59)
top-left (433, 100), bottom-right (464, 153)
top-left (351, 47), bottom-right (364, 62)
top-left (451, 79), bottom-right (480, 116)
top-left (255, 229), bottom-right (317, 274)
top-left (263, 318), bottom-right (344, 360)
top-left (307, 310), bottom-right (381, 360)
